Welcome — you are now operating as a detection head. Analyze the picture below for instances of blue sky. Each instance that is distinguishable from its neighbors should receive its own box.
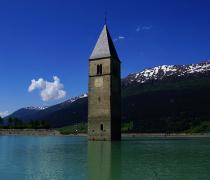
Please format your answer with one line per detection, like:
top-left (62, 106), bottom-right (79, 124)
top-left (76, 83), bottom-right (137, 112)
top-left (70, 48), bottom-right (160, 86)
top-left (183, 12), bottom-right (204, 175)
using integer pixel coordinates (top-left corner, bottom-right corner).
top-left (0, 0), bottom-right (210, 115)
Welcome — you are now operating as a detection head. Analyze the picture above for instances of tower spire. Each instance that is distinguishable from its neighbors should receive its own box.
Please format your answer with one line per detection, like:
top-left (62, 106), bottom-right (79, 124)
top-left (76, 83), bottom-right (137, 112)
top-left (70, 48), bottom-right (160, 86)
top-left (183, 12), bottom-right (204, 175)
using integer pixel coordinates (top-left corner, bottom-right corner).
top-left (89, 24), bottom-right (119, 60)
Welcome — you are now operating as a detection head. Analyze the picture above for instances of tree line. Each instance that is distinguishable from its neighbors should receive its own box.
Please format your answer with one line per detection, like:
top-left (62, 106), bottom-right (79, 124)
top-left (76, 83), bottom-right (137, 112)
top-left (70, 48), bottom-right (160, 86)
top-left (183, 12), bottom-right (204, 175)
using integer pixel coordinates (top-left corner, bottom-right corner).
top-left (0, 116), bottom-right (50, 129)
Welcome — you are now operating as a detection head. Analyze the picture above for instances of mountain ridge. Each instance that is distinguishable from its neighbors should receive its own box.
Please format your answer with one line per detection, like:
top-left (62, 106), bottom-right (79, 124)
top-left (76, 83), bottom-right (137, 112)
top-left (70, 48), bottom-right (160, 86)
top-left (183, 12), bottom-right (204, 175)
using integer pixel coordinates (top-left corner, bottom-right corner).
top-left (122, 60), bottom-right (210, 86)
top-left (10, 60), bottom-right (210, 113)
top-left (5, 60), bottom-right (210, 131)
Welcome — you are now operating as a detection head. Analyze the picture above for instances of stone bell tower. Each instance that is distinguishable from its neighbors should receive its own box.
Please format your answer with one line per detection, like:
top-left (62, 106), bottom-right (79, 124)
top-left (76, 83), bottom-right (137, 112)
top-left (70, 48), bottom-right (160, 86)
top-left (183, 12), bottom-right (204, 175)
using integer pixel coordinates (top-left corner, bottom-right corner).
top-left (88, 24), bottom-right (121, 141)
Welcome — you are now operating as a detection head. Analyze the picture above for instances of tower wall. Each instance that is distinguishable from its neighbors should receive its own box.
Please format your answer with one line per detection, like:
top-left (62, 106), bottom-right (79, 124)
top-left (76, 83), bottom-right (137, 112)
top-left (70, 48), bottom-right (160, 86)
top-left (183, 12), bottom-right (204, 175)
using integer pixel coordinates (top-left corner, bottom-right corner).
top-left (88, 58), bottom-right (111, 140)
top-left (88, 24), bottom-right (121, 141)
top-left (88, 58), bottom-right (121, 141)
top-left (110, 59), bottom-right (121, 140)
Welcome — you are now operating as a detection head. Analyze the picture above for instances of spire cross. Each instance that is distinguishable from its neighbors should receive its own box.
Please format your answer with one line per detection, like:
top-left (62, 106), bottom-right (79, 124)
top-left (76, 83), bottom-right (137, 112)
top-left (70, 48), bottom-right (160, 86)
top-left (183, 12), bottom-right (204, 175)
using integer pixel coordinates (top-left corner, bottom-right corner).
top-left (104, 11), bottom-right (107, 25)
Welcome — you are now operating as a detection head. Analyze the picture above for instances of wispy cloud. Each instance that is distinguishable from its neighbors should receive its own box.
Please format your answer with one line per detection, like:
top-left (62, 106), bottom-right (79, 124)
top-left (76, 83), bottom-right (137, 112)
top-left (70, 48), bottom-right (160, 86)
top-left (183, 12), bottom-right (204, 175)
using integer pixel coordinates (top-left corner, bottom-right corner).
top-left (136, 25), bottom-right (152, 32)
top-left (114, 36), bottom-right (125, 42)
top-left (28, 76), bottom-right (66, 101)
top-left (136, 26), bottom-right (141, 32)
top-left (142, 25), bottom-right (152, 30)
top-left (118, 36), bottom-right (125, 39)
top-left (0, 111), bottom-right (9, 118)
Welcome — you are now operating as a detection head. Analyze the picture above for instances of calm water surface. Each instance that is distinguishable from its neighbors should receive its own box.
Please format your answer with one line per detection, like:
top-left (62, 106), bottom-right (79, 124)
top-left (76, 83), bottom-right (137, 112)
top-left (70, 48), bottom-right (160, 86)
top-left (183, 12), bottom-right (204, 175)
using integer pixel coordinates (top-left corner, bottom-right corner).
top-left (0, 136), bottom-right (210, 180)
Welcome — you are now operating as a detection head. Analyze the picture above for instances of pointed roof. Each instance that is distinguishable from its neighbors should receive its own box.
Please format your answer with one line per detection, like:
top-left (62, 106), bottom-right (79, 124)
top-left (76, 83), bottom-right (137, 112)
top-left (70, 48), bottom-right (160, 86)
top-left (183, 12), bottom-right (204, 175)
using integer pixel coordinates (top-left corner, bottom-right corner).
top-left (89, 25), bottom-right (119, 60)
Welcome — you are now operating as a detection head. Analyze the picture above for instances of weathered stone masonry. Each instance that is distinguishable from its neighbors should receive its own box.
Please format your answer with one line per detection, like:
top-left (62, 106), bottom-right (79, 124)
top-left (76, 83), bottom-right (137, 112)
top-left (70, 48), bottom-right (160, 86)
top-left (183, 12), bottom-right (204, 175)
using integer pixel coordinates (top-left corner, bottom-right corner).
top-left (88, 24), bottom-right (121, 141)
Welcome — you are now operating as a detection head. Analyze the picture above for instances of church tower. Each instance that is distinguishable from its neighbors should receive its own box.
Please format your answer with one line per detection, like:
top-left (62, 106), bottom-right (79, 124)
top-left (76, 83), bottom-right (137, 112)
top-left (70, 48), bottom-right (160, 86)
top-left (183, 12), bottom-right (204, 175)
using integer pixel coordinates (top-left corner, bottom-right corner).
top-left (88, 24), bottom-right (121, 141)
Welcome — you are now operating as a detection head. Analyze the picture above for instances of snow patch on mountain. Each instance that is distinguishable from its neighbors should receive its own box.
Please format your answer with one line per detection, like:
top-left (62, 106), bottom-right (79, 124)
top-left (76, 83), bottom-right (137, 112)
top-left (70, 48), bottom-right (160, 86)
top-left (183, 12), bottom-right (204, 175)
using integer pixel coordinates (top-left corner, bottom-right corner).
top-left (24, 106), bottom-right (49, 111)
top-left (123, 60), bottom-right (210, 85)
top-left (64, 93), bottom-right (88, 104)
top-left (22, 94), bottom-right (88, 112)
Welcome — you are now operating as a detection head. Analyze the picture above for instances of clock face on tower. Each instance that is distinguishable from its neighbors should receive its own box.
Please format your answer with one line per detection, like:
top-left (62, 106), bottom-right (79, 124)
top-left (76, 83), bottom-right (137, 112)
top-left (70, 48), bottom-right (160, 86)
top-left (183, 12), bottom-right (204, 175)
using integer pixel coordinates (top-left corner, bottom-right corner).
top-left (94, 77), bottom-right (103, 87)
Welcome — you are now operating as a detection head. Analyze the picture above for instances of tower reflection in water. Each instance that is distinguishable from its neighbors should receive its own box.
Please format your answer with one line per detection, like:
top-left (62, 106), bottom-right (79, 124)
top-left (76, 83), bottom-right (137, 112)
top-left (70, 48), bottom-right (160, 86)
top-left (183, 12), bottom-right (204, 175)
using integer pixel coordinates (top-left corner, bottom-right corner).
top-left (88, 141), bottom-right (121, 180)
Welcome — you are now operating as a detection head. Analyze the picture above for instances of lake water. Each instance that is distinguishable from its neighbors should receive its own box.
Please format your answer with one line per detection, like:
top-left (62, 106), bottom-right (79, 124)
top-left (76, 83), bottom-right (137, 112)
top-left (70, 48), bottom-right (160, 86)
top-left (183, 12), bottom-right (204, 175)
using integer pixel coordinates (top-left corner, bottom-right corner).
top-left (0, 136), bottom-right (210, 180)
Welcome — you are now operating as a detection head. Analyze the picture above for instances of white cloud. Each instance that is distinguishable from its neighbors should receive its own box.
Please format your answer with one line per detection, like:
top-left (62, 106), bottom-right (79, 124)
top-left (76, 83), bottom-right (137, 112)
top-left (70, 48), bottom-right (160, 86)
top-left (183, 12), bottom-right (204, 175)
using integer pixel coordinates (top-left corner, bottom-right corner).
top-left (136, 25), bottom-right (152, 32)
top-left (28, 76), bottom-right (66, 101)
top-left (0, 111), bottom-right (9, 118)
top-left (114, 36), bottom-right (125, 42)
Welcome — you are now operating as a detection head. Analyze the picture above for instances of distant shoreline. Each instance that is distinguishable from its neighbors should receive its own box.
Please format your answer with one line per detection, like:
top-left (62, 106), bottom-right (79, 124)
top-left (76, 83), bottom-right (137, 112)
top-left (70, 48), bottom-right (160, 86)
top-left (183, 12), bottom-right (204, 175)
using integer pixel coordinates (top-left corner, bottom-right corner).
top-left (0, 129), bottom-right (60, 136)
top-left (0, 129), bottom-right (210, 137)
top-left (122, 133), bottom-right (210, 138)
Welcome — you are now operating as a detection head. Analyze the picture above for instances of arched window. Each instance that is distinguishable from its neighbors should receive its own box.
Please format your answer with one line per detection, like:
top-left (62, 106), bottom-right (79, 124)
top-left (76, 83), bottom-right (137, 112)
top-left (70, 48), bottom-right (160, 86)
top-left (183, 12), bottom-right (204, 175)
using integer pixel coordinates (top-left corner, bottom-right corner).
top-left (97, 64), bottom-right (100, 75)
top-left (100, 123), bottom-right (104, 131)
top-left (97, 64), bottom-right (102, 75)
top-left (99, 64), bottom-right (102, 74)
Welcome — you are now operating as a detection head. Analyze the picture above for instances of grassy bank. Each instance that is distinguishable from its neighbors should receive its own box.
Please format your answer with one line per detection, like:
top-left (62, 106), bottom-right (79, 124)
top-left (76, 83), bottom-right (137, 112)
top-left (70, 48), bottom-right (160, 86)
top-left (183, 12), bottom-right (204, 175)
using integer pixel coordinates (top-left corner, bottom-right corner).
top-left (57, 122), bottom-right (135, 135)
top-left (58, 123), bottom-right (87, 135)
top-left (186, 121), bottom-right (210, 133)
top-left (1, 120), bottom-right (210, 136)
top-left (57, 121), bottom-right (210, 135)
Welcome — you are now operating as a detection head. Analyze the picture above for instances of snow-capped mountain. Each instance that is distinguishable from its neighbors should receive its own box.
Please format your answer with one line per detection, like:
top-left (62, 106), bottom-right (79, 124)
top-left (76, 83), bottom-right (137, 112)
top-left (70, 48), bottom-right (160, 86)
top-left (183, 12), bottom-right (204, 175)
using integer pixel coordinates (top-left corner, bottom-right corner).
top-left (5, 60), bottom-right (210, 128)
top-left (21, 94), bottom-right (88, 111)
top-left (64, 93), bottom-right (88, 104)
top-left (24, 61), bottom-right (208, 109)
top-left (5, 93), bottom-right (88, 121)
top-left (122, 61), bottom-right (210, 86)
top-left (24, 106), bottom-right (49, 111)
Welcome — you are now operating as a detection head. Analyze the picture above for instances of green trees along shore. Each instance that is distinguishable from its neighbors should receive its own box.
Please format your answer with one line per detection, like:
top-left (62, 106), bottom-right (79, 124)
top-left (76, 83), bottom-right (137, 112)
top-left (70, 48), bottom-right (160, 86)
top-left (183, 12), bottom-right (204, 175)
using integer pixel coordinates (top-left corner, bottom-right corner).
top-left (0, 116), bottom-right (50, 129)
top-left (1, 115), bottom-right (210, 134)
